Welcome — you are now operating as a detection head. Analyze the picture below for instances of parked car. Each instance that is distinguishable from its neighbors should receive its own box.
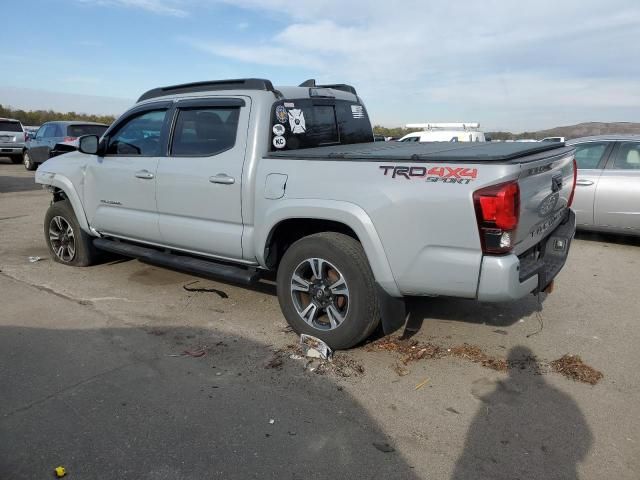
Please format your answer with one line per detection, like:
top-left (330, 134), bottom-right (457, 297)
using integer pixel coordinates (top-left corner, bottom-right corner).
top-left (35, 78), bottom-right (576, 349)
top-left (399, 123), bottom-right (486, 142)
top-left (542, 136), bottom-right (565, 143)
top-left (24, 121), bottom-right (108, 170)
top-left (567, 135), bottom-right (640, 235)
top-left (0, 118), bottom-right (27, 164)
top-left (24, 126), bottom-right (40, 141)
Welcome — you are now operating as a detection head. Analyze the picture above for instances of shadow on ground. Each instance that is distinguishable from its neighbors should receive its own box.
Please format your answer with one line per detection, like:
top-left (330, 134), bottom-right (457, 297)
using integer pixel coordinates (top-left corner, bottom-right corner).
top-left (575, 230), bottom-right (640, 247)
top-left (451, 346), bottom-right (593, 480)
top-left (0, 324), bottom-right (420, 480)
top-left (0, 176), bottom-right (39, 194)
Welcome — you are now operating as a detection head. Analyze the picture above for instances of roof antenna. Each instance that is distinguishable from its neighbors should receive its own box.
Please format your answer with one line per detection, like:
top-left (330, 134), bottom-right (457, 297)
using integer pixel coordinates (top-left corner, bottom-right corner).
top-left (299, 79), bottom-right (316, 87)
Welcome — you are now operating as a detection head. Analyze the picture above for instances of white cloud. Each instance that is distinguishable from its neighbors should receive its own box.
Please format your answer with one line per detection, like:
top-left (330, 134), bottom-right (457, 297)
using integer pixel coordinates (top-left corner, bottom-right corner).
top-left (77, 0), bottom-right (189, 17)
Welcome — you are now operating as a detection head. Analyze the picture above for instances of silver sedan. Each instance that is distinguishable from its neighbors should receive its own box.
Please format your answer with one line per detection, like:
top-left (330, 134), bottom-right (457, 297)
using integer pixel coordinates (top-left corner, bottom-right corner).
top-left (568, 135), bottom-right (640, 235)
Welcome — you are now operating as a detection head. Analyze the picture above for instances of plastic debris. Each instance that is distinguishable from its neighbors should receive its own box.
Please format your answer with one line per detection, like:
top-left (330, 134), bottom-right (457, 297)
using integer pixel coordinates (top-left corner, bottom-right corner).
top-left (54, 466), bottom-right (66, 477)
top-left (28, 256), bottom-right (41, 263)
top-left (300, 334), bottom-right (332, 360)
top-left (269, 419), bottom-right (275, 424)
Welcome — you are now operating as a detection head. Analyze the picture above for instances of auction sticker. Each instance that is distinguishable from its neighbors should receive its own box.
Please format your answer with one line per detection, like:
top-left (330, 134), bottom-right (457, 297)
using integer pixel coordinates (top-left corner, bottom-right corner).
top-left (272, 135), bottom-right (286, 149)
top-left (272, 124), bottom-right (286, 136)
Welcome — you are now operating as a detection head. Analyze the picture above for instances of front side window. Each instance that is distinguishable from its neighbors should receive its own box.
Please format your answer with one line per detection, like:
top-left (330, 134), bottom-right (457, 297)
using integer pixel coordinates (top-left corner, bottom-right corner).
top-left (612, 142), bottom-right (640, 170)
top-left (106, 110), bottom-right (167, 156)
top-left (574, 142), bottom-right (608, 169)
top-left (170, 107), bottom-right (239, 156)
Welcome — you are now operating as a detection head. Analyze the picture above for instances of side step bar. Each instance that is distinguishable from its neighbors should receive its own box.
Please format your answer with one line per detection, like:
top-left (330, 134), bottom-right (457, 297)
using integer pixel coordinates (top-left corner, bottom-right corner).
top-left (94, 238), bottom-right (261, 285)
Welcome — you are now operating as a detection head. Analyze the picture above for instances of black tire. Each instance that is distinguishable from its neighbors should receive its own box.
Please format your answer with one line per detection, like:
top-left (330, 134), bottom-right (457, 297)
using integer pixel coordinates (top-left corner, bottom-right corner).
top-left (44, 200), bottom-right (97, 267)
top-left (276, 232), bottom-right (380, 350)
top-left (23, 151), bottom-right (37, 170)
top-left (10, 154), bottom-right (22, 164)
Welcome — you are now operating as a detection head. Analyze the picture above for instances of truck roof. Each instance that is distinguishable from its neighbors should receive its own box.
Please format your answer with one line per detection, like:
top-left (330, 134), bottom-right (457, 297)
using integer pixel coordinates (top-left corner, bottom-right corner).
top-left (137, 78), bottom-right (360, 103)
top-left (268, 140), bottom-right (572, 163)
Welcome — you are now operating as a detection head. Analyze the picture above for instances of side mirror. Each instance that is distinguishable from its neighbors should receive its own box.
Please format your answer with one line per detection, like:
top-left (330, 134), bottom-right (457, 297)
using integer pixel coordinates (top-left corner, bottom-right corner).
top-left (78, 135), bottom-right (99, 155)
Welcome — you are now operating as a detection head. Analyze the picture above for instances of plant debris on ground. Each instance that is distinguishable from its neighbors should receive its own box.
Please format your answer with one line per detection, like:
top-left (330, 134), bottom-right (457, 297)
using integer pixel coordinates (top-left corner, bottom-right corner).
top-left (367, 336), bottom-right (603, 384)
top-left (550, 354), bottom-right (604, 385)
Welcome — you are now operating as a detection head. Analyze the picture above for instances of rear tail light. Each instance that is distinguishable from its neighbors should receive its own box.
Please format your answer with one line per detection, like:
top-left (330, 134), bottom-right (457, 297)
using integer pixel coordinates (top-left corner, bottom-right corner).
top-left (63, 136), bottom-right (78, 143)
top-left (567, 157), bottom-right (577, 207)
top-left (473, 181), bottom-right (520, 254)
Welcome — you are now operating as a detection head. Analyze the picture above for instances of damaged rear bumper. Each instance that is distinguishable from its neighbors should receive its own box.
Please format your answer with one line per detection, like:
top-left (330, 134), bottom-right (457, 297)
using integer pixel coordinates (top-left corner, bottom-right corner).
top-left (476, 209), bottom-right (576, 302)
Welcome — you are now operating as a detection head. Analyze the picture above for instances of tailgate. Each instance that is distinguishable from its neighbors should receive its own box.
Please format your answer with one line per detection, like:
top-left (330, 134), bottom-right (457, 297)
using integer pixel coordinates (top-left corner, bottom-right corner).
top-left (514, 147), bottom-right (576, 255)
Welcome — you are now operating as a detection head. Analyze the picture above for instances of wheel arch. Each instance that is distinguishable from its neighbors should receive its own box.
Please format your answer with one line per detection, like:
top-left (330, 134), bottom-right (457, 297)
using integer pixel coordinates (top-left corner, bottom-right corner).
top-left (37, 173), bottom-right (91, 233)
top-left (256, 200), bottom-right (401, 297)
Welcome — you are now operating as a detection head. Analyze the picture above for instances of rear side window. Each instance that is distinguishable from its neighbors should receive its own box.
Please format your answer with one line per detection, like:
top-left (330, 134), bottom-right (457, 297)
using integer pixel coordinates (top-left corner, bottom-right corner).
top-left (171, 107), bottom-right (239, 156)
top-left (612, 142), bottom-right (640, 170)
top-left (67, 124), bottom-right (108, 137)
top-left (573, 142), bottom-right (608, 169)
top-left (0, 121), bottom-right (22, 132)
top-left (270, 99), bottom-right (372, 151)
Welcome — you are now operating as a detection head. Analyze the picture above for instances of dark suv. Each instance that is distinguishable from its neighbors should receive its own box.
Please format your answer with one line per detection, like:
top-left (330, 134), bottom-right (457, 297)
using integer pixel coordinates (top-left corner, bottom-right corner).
top-left (24, 121), bottom-right (109, 170)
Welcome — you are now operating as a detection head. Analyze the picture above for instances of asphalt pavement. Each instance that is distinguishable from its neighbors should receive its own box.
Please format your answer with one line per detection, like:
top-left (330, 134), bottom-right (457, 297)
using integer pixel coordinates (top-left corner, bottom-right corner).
top-left (1, 158), bottom-right (638, 479)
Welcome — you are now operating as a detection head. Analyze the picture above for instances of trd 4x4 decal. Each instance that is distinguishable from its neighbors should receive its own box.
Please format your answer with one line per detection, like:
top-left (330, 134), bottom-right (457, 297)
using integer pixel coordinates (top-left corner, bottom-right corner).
top-left (379, 165), bottom-right (478, 184)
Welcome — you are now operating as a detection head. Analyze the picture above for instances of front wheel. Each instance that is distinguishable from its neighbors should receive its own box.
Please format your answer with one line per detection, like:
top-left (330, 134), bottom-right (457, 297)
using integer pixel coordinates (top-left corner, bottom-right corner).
top-left (44, 200), bottom-right (97, 267)
top-left (276, 232), bottom-right (380, 350)
top-left (23, 151), bottom-right (37, 170)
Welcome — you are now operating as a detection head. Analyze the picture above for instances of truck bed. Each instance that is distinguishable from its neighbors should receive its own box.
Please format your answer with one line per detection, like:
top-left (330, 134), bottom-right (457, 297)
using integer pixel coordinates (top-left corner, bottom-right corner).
top-left (267, 141), bottom-right (571, 163)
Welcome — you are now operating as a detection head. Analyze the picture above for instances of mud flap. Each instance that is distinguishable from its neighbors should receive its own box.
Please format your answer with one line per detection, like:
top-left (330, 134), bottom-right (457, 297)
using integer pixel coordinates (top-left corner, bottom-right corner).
top-left (376, 284), bottom-right (407, 335)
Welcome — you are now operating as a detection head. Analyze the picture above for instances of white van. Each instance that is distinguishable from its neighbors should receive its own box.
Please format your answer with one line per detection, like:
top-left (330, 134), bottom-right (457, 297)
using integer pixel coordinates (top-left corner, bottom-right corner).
top-left (398, 123), bottom-right (486, 143)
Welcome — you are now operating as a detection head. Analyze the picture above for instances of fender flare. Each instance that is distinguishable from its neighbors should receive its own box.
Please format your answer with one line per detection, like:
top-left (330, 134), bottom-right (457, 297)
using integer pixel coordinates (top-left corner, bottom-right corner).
top-left (35, 172), bottom-right (91, 234)
top-left (254, 199), bottom-right (401, 297)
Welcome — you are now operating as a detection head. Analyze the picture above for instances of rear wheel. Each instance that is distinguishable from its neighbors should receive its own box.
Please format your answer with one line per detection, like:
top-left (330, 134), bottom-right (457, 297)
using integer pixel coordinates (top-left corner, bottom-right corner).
top-left (44, 200), bottom-right (97, 267)
top-left (23, 151), bottom-right (37, 170)
top-left (276, 232), bottom-right (380, 350)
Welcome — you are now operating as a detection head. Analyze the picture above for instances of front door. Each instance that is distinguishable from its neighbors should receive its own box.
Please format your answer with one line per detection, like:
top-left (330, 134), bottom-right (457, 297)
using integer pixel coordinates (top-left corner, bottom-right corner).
top-left (30, 123), bottom-right (60, 163)
top-left (155, 97), bottom-right (250, 260)
top-left (571, 141), bottom-right (612, 227)
top-left (84, 106), bottom-right (171, 243)
top-left (594, 141), bottom-right (640, 232)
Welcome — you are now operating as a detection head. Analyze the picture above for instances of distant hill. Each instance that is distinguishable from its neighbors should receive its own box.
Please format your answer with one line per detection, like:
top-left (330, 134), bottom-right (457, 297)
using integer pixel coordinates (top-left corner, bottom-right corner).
top-left (488, 122), bottom-right (640, 141)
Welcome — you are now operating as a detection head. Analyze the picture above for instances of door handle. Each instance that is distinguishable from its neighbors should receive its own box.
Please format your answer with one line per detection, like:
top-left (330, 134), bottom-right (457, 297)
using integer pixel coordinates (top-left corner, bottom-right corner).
top-left (209, 174), bottom-right (235, 185)
top-left (576, 179), bottom-right (594, 186)
top-left (135, 170), bottom-right (155, 180)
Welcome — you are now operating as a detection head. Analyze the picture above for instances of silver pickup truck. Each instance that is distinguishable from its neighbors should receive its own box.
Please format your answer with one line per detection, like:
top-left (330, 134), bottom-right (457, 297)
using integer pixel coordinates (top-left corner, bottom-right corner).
top-left (35, 78), bottom-right (577, 349)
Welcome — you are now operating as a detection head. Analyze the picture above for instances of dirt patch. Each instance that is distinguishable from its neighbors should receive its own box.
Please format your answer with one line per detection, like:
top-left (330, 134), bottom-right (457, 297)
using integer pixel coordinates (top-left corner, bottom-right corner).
top-left (550, 354), bottom-right (604, 385)
top-left (266, 344), bottom-right (365, 378)
top-left (449, 344), bottom-right (508, 372)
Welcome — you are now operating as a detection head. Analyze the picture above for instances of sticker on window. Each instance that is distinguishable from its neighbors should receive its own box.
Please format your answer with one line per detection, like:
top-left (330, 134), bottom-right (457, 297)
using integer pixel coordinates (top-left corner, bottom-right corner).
top-left (351, 105), bottom-right (364, 119)
top-left (273, 124), bottom-right (286, 136)
top-left (273, 135), bottom-right (286, 149)
top-left (275, 105), bottom-right (288, 123)
top-left (288, 109), bottom-right (306, 134)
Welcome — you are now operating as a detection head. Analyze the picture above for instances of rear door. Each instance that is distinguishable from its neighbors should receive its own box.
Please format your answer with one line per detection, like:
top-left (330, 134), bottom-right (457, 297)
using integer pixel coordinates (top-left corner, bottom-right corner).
top-left (594, 141), bottom-right (640, 232)
top-left (155, 97), bottom-right (250, 260)
top-left (571, 141), bottom-right (613, 226)
top-left (84, 104), bottom-right (171, 243)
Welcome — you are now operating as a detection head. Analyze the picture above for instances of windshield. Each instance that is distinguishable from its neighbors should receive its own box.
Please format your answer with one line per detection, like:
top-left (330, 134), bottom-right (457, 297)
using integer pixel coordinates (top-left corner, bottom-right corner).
top-left (0, 121), bottom-right (22, 132)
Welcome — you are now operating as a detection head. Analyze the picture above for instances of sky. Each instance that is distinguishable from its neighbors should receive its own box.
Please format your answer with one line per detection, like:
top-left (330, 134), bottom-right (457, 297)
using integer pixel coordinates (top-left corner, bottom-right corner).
top-left (1, 0), bottom-right (639, 131)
